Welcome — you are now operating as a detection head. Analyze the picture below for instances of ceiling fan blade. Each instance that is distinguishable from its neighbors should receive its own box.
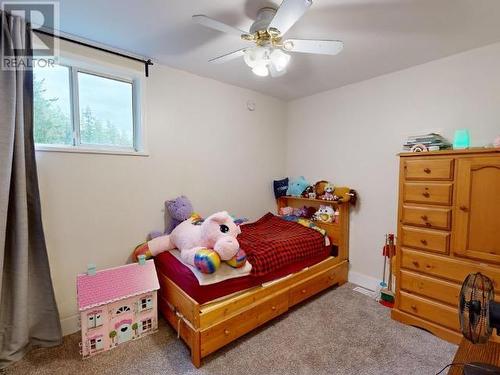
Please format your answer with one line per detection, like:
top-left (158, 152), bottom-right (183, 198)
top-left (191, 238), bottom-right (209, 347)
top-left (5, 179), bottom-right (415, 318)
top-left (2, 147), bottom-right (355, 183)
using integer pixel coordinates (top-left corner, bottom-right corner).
top-left (268, 0), bottom-right (312, 36)
top-left (192, 15), bottom-right (248, 37)
top-left (208, 48), bottom-right (246, 64)
top-left (283, 39), bottom-right (344, 55)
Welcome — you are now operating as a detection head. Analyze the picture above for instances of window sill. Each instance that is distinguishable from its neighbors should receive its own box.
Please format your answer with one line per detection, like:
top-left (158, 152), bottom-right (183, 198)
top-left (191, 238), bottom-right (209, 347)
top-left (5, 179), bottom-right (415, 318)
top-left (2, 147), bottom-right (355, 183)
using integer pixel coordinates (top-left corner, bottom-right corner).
top-left (35, 145), bottom-right (149, 157)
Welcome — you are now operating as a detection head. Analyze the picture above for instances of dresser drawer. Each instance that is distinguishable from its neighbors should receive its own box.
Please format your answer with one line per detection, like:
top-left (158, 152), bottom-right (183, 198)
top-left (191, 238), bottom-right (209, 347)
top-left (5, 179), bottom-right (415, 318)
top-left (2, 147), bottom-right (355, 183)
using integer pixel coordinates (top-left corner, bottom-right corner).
top-left (200, 292), bottom-right (288, 356)
top-left (399, 270), bottom-right (460, 306)
top-left (404, 158), bottom-right (454, 181)
top-left (401, 205), bottom-right (451, 230)
top-left (400, 248), bottom-right (500, 292)
top-left (289, 266), bottom-right (341, 306)
top-left (401, 226), bottom-right (450, 254)
top-left (399, 291), bottom-right (459, 331)
top-left (403, 182), bottom-right (453, 205)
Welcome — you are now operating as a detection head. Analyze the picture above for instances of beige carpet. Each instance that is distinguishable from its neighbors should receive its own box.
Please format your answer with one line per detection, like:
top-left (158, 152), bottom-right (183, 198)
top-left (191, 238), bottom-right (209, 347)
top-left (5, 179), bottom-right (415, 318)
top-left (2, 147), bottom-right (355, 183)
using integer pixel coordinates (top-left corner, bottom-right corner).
top-left (5, 283), bottom-right (457, 375)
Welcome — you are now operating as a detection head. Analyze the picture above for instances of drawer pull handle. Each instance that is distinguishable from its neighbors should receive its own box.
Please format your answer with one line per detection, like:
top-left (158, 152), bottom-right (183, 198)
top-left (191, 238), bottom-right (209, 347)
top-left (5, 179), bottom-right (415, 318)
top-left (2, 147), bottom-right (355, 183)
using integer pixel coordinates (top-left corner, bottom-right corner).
top-left (420, 239), bottom-right (428, 246)
top-left (425, 222), bottom-right (432, 227)
top-left (301, 289), bottom-right (307, 294)
top-left (425, 264), bottom-right (432, 269)
top-left (459, 205), bottom-right (468, 212)
top-left (224, 329), bottom-right (230, 336)
top-left (329, 274), bottom-right (336, 280)
top-left (421, 215), bottom-right (428, 221)
top-left (422, 192), bottom-right (430, 198)
top-left (271, 306), bottom-right (277, 311)
top-left (412, 261), bottom-right (420, 267)
top-left (411, 304), bottom-right (417, 311)
top-left (423, 168), bottom-right (431, 174)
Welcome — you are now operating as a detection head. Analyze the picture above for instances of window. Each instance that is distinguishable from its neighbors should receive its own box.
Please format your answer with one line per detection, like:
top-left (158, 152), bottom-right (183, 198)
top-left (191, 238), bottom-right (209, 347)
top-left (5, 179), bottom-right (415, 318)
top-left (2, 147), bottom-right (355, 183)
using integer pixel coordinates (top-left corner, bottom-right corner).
top-left (115, 306), bottom-right (131, 315)
top-left (87, 311), bottom-right (103, 328)
top-left (141, 319), bottom-right (152, 333)
top-left (33, 61), bottom-right (142, 153)
top-left (89, 337), bottom-right (103, 351)
top-left (139, 296), bottom-right (153, 311)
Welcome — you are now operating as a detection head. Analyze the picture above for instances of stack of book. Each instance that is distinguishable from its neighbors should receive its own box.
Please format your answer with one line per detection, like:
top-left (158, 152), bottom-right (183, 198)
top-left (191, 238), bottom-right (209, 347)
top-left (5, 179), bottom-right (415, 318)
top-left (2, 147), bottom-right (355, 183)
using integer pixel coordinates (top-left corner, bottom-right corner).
top-left (403, 133), bottom-right (452, 152)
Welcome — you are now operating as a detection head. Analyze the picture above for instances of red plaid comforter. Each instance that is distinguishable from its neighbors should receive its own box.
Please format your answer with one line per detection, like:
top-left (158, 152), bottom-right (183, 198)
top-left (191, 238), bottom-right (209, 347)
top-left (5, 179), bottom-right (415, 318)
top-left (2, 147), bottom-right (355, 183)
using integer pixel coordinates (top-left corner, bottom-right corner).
top-left (239, 213), bottom-right (329, 276)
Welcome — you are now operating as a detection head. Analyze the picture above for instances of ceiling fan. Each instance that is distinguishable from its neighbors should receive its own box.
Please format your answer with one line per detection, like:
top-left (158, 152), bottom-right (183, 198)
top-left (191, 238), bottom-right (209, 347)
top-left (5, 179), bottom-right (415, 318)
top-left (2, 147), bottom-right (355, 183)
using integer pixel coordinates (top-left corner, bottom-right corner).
top-left (192, 0), bottom-right (344, 77)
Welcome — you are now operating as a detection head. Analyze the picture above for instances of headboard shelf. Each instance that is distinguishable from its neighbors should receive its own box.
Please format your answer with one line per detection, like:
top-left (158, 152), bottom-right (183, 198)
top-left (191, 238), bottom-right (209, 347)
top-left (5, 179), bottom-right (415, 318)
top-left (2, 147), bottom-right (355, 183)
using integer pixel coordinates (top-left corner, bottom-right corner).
top-left (277, 196), bottom-right (350, 262)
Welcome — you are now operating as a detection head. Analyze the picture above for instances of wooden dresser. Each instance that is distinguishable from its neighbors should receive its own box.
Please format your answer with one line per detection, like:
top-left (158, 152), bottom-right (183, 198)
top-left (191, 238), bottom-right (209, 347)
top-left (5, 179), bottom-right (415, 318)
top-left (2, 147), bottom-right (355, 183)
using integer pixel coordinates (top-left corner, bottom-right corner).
top-left (391, 148), bottom-right (500, 344)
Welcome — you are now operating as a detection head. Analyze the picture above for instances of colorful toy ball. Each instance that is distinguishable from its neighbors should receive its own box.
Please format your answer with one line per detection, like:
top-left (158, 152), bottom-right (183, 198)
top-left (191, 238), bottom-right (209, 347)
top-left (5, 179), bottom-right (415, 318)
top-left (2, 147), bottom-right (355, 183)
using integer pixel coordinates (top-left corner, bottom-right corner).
top-left (225, 249), bottom-right (247, 268)
top-left (194, 249), bottom-right (221, 274)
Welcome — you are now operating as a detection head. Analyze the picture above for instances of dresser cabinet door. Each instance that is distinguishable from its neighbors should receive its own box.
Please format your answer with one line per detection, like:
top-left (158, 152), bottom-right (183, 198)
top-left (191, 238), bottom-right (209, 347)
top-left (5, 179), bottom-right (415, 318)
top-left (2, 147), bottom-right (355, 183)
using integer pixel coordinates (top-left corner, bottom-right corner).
top-left (453, 157), bottom-right (500, 264)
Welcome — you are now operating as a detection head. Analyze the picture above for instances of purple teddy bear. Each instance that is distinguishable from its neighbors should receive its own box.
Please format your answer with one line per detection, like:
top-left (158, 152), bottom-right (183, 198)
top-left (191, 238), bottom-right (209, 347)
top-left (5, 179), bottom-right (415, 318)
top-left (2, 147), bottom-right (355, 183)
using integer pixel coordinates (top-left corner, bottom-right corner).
top-left (148, 195), bottom-right (194, 240)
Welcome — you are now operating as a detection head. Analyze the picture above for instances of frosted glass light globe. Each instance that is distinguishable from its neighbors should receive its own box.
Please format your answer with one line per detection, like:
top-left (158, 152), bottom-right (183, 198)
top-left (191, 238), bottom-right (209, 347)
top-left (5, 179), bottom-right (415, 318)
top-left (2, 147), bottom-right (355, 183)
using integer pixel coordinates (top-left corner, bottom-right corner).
top-left (252, 64), bottom-right (269, 77)
top-left (270, 49), bottom-right (291, 72)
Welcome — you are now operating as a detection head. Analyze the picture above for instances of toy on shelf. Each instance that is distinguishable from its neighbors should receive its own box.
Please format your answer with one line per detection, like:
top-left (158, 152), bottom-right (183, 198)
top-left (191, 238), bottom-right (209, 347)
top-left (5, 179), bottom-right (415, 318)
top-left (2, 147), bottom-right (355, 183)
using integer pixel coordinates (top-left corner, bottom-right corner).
top-left (301, 185), bottom-right (316, 199)
top-left (77, 259), bottom-right (160, 358)
top-left (320, 184), bottom-right (335, 201)
top-left (313, 205), bottom-right (336, 223)
top-left (273, 178), bottom-right (289, 199)
top-left (279, 206), bottom-right (294, 216)
top-left (134, 211), bottom-right (246, 274)
top-left (148, 196), bottom-right (194, 240)
top-left (286, 176), bottom-right (310, 197)
top-left (314, 180), bottom-right (330, 197)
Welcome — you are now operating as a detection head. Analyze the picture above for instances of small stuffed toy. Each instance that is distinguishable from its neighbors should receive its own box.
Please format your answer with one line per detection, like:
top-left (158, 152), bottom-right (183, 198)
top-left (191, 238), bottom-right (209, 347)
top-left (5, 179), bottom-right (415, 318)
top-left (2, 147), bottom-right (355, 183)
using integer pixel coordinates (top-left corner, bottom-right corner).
top-left (135, 211), bottom-right (246, 274)
top-left (314, 180), bottom-right (330, 197)
top-left (313, 205), bottom-right (335, 223)
top-left (302, 185), bottom-right (316, 199)
top-left (148, 196), bottom-right (194, 239)
top-left (273, 178), bottom-right (289, 199)
top-left (287, 176), bottom-right (309, 197)
top-left (320, 184), bottom-right (335, 201)
top-left (279, 206), bottom-right (294, 216)
top-left (332, 187), bottom-right (358, 205)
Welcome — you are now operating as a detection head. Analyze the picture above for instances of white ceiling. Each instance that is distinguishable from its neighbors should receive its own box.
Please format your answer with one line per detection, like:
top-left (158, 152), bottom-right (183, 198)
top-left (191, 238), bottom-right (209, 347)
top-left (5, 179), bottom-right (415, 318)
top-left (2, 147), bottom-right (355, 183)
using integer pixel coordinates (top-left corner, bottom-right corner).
top-left (57, 0), bottom-right (500, 100)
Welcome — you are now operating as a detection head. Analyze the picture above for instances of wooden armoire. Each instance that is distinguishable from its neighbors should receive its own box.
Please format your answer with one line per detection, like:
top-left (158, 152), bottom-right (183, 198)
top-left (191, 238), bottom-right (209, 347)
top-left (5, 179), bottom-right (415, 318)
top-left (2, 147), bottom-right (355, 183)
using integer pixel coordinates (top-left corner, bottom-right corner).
top-left (392, 148), bottom-right (500, 344)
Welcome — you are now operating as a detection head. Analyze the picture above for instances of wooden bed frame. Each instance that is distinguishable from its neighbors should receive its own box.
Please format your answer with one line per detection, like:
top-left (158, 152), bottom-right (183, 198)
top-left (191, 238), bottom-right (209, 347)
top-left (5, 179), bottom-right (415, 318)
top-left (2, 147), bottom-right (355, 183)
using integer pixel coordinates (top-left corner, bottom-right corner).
top-left (157, 197), bottom-right (350, 367)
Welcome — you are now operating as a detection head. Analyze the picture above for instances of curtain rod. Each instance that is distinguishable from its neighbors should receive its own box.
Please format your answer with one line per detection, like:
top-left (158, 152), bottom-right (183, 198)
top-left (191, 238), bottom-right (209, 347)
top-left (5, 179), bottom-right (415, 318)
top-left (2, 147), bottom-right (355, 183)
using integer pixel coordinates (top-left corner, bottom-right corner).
top-left (33, 29), bottom-right (153, 77)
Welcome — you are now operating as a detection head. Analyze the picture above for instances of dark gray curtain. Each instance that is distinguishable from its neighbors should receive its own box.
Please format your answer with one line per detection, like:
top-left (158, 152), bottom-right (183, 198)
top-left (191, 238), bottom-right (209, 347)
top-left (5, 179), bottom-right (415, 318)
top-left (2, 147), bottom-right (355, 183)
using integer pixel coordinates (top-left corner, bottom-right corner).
top-left (0, 11), bottom-right (62, 368)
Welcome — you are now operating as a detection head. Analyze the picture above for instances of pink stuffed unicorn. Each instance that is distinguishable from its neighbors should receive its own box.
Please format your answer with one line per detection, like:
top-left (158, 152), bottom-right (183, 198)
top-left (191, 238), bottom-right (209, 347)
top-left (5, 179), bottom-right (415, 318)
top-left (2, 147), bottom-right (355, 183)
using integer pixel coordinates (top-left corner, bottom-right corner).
top-left (134, 211), bottom-right (243, 272)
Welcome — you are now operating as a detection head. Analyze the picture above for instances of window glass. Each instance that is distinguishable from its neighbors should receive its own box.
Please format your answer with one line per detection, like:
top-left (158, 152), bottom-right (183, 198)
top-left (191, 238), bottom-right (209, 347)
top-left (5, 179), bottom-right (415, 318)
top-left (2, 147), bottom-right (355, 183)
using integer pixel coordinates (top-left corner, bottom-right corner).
top-left (78, 72), bottom-right (134, 147)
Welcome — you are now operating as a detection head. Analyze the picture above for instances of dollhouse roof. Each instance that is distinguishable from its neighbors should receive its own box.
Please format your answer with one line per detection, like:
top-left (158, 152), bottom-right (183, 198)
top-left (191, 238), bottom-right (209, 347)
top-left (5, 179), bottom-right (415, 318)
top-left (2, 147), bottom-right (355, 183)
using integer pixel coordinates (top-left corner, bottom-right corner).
top-left (77, 259), bottom-right (159, 311)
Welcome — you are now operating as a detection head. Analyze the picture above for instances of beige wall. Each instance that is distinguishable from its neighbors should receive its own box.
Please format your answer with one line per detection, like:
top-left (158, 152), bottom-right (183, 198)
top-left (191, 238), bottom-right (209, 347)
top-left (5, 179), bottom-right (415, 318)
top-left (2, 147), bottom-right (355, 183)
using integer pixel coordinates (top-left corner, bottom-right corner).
top-left (36, 44), bottom-right (287, 334)
top-left (286, 42), bottom-right (500, 288)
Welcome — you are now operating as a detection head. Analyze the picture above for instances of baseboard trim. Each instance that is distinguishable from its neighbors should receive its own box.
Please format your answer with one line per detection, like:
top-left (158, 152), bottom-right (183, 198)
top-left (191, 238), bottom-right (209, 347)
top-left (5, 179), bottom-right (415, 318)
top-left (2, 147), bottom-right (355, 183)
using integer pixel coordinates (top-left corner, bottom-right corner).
top-left (61, 314), bottom-right (80, 336)
top-left (348, 270), bottom-right (380, 291)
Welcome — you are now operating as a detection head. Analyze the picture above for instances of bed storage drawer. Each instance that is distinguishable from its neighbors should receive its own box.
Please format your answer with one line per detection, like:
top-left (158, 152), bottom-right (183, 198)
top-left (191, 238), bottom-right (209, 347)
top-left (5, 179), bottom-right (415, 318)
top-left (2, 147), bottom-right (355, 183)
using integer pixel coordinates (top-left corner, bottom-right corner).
top-left (403, 182), bottom-right (453, 205)
top-left (401, 226), bottom-right (450, 254)
top-left (200, 292), bottom-right (288, 357)
top-left (399, 291), bottom-right (459, 331)
top-left (289, 266), bottom-right (341, 306)
top-left (401, 205), bottom-right (451, 230)
top-left (404, 158), bottom-right (453, 180)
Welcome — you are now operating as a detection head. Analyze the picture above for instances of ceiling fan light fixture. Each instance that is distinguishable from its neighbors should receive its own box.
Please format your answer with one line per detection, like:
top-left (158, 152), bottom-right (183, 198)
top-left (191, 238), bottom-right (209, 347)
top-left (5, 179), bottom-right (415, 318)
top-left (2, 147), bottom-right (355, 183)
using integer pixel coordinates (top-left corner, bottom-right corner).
top-left (252, 64), bottom-right (269, 77)
top-left (270, 49), bottom-right (290, 72)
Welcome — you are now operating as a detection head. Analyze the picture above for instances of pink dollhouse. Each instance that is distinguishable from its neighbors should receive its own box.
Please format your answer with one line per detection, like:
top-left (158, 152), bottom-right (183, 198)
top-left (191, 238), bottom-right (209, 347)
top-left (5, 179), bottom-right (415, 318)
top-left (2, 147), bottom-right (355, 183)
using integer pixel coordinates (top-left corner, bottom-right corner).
top-left (76, 259), bottom-right (160, 358)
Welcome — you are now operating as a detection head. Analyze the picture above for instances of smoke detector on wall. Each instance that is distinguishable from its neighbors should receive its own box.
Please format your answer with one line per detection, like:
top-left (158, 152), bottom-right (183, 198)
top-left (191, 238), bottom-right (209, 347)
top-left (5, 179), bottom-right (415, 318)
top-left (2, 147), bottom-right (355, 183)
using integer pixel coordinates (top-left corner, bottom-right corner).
top-left (192, 0), bottom-right (344, 78)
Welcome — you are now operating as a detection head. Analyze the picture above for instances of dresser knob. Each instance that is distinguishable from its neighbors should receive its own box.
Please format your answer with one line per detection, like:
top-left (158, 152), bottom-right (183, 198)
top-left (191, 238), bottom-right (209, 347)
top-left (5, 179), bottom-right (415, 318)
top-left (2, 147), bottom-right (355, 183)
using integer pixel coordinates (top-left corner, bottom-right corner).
top-left (421, 215), bottom-right (428, 221)
top-left (301, 289), bottom-right (307, 294)
top-left (459, 205), bottom-right (468, 212)
top-left (422, 192), bottom-right (430, 198)
top-left (411, 304), bottom-right (417, 310)
top-left (329, 274), bottom-right (335, 280)
top-left (412, 261), bottom-right (420, 267)
top-left (425, 222), bottom-right (432, 227)
top-left (271, 306), bottom-right (277, 311)
top-left (420, 239), bottom-right (428, 246)
top-left (424, 168), bottom-right (431, 174)
top-left (224, 329), bottom-right (230, 335)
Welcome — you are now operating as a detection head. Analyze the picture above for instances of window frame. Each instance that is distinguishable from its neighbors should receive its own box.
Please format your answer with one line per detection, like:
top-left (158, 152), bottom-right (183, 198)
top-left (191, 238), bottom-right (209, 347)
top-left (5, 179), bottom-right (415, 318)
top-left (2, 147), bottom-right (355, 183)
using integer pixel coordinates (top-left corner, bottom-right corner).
top-left (34, 52), bottom-right (148, 156)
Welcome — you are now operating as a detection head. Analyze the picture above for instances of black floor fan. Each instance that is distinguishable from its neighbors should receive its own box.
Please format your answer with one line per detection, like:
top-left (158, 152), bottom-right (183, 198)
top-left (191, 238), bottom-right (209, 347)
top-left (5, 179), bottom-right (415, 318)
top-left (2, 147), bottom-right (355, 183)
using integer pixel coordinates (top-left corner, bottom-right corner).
top-left (458, 272), bottom-right (500, 374)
